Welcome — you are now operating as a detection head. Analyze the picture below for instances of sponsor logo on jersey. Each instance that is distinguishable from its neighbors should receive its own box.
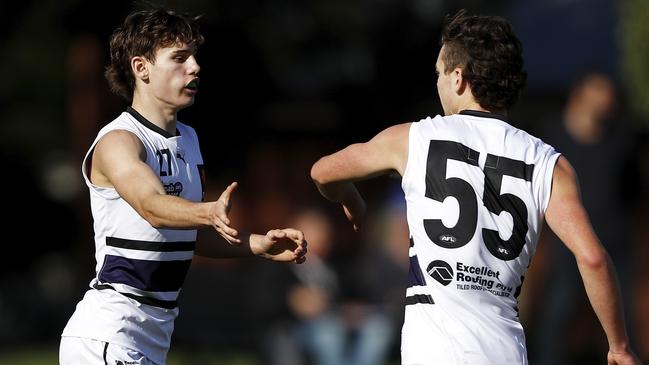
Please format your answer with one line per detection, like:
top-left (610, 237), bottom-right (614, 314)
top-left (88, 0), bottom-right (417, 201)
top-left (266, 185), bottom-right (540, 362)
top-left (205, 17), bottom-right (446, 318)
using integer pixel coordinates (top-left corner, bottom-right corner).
top-left (164, 182), bottom-right (183, 196)
top-left (426, 260), bottom-right (453, 286)
top-left (454, 261), bottom-right (513, 297)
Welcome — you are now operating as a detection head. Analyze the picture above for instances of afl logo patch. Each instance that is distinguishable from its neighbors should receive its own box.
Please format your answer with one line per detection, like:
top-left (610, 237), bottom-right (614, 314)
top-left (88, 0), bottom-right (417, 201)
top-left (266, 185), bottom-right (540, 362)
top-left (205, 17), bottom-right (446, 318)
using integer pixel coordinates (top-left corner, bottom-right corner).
top-left (426, 260), bottom-right (453, 286)
top-left (438, 234), bottom-right (456, 243)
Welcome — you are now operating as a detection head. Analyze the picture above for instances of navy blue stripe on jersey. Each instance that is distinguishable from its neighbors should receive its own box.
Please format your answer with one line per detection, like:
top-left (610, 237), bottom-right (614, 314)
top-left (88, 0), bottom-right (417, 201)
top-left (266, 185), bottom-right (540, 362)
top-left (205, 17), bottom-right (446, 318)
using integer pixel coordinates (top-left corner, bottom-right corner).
top-left (407, 254), bottom-right (427, 288)
top-left (405, 294), bottom-right (435, 305)
top-left (99, 255), bottom-right (192, 292)
top-left (93, 283), bottom-right (178, 309)
top-left (107, 236), bottom-right (195, 252)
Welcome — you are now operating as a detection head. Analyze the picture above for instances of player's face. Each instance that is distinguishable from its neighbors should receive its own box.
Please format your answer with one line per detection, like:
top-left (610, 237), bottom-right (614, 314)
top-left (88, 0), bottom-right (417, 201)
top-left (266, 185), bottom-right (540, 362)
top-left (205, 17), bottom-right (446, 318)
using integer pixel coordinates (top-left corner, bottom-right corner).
top-left (435, 46), bottom-right (454, 116)
top-left (148, 42), bottom-right (201, 111)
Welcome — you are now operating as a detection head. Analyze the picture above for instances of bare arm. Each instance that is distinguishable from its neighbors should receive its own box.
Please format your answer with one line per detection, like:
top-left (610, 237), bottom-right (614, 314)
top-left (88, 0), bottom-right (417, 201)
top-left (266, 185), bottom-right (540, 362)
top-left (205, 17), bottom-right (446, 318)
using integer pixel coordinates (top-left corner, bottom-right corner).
top-left (310, 122), bottom-right (410, 230)
top-left (195, 228), bottom-right (307, 264)
top-left (545, 156), bottom-right (641, 365)
top-left (91, 130), bottom-right (239, 241)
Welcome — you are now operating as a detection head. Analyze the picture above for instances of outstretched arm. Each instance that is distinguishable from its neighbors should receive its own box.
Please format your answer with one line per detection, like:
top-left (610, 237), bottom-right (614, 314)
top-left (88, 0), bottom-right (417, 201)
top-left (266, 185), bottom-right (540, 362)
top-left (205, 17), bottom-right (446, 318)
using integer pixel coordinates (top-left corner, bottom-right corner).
top-left (195, 228), bottom-right (307, 264)
top-left (91, 129), bottom-right (240, 242)
top-left (310, 122), bottom-right (410, 230)
top-left (545, 156), bottom-right (642, 365)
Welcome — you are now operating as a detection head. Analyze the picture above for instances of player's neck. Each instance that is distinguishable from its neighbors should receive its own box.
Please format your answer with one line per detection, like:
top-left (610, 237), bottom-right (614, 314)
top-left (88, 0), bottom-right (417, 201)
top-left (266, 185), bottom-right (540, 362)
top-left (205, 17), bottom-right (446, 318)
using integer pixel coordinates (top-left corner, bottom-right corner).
top-left (454, 100), bottom-right (503, 116)
top-left (131, 96), bottom-right (178, 136)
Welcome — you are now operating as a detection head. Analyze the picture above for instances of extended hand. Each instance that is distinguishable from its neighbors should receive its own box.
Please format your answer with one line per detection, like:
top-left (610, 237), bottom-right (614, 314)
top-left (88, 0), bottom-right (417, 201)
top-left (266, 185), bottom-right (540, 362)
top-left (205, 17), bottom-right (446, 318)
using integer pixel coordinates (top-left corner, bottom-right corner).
top-left (342, 197), bottom-right (366, 232)
top-left (210, 182), bottom-right (240, 243)
top-left (251, 228), bottom-right (307, 264)
top-left (607, 349), bottom-right (644, 365)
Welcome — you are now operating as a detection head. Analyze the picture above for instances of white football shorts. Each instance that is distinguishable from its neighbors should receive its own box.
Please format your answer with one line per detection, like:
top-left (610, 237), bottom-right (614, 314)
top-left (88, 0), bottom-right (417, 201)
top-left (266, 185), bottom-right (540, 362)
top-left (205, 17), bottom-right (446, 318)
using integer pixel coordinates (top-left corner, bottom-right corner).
top-left (59, 336), bottom-right (157, 365)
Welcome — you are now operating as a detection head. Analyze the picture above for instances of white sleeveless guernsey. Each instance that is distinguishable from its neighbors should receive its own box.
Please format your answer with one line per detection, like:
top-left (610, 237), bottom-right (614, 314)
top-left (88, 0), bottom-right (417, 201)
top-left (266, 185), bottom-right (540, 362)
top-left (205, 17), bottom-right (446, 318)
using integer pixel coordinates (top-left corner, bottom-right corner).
top-left (61, 107), bottom-right (205, 364)
top-left (400, 110), bottom-right (560, 365)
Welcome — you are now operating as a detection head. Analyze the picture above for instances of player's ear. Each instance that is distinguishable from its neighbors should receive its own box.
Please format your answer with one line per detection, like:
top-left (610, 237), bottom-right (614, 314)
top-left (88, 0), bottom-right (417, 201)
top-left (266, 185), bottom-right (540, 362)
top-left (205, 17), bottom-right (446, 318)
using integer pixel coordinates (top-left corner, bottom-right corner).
top-left (131, 56), bottom-right (149, 82)
top-left (453, 67), bottom-right (467, 95)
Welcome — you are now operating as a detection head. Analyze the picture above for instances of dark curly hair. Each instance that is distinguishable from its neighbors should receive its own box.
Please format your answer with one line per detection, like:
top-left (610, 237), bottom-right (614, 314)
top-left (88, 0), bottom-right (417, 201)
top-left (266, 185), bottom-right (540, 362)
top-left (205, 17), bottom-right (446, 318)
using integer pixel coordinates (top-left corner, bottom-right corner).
top-left (440, 9), bottom-right (527, 111)
top-left (105, 6), bottom-right (204, 101)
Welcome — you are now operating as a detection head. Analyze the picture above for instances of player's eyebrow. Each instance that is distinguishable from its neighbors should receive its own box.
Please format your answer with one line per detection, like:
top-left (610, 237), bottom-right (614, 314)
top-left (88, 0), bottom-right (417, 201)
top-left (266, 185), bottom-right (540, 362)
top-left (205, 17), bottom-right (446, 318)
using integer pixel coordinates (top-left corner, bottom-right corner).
top-left (171, 43), bottom-right (198, 55)
top-left (171, 48), bottom-right (193, 56)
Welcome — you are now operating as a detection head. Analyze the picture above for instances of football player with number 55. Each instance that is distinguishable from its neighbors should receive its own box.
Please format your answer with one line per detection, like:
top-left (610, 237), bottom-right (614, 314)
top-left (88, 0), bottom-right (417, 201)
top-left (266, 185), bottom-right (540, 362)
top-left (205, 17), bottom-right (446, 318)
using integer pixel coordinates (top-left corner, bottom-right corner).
top-left (311, 9), bottom-right (642, 365)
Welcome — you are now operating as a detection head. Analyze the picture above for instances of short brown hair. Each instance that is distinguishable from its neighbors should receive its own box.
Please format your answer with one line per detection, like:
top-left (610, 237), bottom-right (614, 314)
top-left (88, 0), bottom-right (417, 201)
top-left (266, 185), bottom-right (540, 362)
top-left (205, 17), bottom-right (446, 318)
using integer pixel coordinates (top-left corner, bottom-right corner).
top-left (105, 7), bottom-right (204, 101)
top-left (441, 9), bottom-right (527, 111)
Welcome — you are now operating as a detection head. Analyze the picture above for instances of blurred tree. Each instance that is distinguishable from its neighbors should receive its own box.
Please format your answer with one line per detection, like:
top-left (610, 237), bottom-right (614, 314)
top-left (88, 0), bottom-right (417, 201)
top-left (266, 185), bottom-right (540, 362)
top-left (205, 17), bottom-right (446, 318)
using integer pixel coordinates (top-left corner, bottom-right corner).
top-left (620, 0), bottom-right (649, 127)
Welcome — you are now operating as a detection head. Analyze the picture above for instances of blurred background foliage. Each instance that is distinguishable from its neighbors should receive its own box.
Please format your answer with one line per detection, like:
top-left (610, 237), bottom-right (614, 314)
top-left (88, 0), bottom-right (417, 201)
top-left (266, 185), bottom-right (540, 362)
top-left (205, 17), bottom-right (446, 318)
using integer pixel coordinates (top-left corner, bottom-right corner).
top-left (621, 0), bottom-right (649, 125)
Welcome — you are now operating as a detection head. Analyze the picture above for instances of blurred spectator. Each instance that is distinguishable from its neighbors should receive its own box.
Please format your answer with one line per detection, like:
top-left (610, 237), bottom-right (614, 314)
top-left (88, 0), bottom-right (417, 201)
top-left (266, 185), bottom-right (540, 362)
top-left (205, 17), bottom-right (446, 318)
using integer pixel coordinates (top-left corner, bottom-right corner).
top-left (531, 72), bottom-right (640, 364)
top-left (344, 181), bottom-right (410, 362)
top-left (261, 206), bottom-right (402, 365)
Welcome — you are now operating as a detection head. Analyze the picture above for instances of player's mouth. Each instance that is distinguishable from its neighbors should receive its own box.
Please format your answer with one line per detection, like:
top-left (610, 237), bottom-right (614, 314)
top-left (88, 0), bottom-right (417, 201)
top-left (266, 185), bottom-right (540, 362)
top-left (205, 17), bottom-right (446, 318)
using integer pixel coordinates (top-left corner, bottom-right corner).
top-left (185, 78), bottom-right (199, 92)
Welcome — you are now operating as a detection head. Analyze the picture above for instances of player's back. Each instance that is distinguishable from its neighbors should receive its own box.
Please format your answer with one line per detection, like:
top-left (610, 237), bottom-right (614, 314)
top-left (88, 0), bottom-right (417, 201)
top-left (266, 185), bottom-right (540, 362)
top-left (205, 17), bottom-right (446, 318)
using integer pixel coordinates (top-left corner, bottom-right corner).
top-left (400, 110), bottom-right (560, 365)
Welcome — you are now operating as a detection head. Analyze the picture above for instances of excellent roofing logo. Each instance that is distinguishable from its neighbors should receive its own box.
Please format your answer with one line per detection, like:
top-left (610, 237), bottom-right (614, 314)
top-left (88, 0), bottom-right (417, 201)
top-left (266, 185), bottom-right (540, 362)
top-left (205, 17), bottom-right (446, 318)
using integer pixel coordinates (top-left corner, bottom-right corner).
top-left (426, 260), bottom-right (453, 286)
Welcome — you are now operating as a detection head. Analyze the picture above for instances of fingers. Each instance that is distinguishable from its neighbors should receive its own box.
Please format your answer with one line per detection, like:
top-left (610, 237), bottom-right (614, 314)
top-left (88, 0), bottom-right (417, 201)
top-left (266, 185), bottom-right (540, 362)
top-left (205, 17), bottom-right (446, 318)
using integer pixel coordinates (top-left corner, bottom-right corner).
top-left (215, 216), bottom-right (238, 237)
top-left (216, 228), bottom-right (241, 244)
top-left (212, 181), bottom-right (238, 236)
top-left (291, 240), bottom-right (308, 264)
top-left (342, 204), bottom-right (363, 232)
top-left (267, 228), bottom-right (308, 264)
top-left (267, 229), bottom-right (287, 239)
top-left (225, 181), bottom-right (238, 195)
top-left (278, 228), bottom-right (308, 251)
top-left (278, 228), bottom-right (305, 241)
top-left (213, 219), bottom-right (240, 244)
top-left (286, 229), bottom-right (308, 264)
top-left (218, 181), bottom-right (238, 206)
top-left (216, 209), bottom-right (231, 226)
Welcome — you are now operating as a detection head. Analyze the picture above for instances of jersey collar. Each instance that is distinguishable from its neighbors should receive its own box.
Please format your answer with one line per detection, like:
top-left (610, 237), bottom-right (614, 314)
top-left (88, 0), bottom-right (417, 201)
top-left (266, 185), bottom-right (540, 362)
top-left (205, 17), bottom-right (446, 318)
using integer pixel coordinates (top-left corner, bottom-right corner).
top-left (126, 106), bottom-right (180, 138)
top-left (459, 109), bottom-right (508, 123)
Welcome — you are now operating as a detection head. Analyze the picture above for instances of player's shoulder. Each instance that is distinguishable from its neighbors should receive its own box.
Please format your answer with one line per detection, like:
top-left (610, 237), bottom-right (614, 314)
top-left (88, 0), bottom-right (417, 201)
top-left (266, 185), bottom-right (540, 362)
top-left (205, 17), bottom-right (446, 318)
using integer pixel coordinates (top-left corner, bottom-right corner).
top-left (98, 111), bottom-right (138, 135)
top-left (94, 112), bottom-right (144, 148)
top-left (377, 121), bottom-right (412, 138)
top-left (552, 155), bottom-right (576, 180)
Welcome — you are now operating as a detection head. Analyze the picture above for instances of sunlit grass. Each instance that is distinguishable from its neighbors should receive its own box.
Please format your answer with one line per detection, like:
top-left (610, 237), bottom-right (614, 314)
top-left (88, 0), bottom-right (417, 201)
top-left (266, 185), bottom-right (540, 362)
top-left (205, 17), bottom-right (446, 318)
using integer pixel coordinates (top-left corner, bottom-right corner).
top-left (0, 346), bottom-right (261, 365)
top-left (0, 347), bottom-right (58, 365)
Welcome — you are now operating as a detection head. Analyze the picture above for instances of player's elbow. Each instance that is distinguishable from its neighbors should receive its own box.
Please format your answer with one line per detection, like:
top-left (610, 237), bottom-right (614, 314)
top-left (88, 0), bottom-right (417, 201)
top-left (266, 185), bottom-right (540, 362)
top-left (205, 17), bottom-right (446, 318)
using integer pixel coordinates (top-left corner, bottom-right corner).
top-left (148, 219), bottom-right (166, 229)
top-left (142, 211), bottom-right (165, 228)
top-left (310, 159), bottom-right (331, 186)
top-left (575, 248), bottom-right (609, 271)
top-left (139, 204), bottom-right (165, 228)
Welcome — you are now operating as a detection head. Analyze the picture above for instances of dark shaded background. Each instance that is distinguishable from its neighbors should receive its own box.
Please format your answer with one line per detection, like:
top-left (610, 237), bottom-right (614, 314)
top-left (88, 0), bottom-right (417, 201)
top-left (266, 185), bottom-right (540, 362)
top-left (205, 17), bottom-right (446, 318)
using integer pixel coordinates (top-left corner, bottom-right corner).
top-left (1, 0), bottom-right (648, 364)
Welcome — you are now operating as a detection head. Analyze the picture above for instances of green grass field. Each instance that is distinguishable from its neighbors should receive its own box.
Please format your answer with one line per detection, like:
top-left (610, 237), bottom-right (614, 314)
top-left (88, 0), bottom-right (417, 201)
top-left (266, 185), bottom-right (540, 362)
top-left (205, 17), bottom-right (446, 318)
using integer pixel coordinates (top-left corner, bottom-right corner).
top-left (0, 345), bottom-right (400, 364)
top-left (0, 346), bottom-right (260, 365)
